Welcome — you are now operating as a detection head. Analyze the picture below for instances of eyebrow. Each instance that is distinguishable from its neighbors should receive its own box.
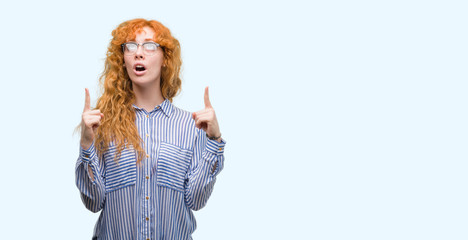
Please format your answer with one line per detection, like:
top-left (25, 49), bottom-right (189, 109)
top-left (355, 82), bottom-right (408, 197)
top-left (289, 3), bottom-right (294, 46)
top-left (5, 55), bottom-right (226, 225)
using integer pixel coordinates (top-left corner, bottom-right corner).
top-left (128, 38), bottom-right (155, 42)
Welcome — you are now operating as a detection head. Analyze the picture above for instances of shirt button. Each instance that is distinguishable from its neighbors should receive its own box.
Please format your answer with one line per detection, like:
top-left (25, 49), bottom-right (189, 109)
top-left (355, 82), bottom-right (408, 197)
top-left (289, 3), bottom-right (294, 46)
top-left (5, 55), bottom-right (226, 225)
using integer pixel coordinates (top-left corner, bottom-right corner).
top-left (157, 106), bottom-right (160, 109)
top-left (84, 154), bottom-right (89, 158)
top-left (146, 196), bottom-right (149, 200)
top-left (146, 154), bottom-right (149, 158)
top-left (146, 176), bottom-right (149, 179)
top-left (146, 217), bottom-right (149, 221)
top-left (219, 147), bottom-right (223, 151)
top-left (146, 115), bottom-right (149, 118)
top-left (146, 133), bottom-right (149, 137)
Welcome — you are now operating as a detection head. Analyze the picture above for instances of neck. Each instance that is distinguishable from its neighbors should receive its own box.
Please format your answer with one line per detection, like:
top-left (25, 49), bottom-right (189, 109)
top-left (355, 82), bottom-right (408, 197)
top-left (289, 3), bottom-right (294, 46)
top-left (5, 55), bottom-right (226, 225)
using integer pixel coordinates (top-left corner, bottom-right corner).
top-left (132, 81), bottom-right (165, 112)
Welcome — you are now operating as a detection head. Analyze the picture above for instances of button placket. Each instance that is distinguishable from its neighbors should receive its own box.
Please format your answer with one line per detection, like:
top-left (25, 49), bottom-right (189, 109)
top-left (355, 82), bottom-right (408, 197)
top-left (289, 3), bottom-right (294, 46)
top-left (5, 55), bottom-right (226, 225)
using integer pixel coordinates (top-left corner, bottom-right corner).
top-left (144, 115), bottom-right (153, 238)
top-left (141, 111), bottom-right (151, 238)
top-left (144, 155), bottom-right (151, 226)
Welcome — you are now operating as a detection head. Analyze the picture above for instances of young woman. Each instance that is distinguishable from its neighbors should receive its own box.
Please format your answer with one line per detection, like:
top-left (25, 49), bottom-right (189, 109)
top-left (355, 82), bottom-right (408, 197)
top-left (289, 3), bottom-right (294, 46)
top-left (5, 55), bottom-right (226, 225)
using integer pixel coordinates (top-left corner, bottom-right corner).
top-left (76, 18), bottom-right (226, 240)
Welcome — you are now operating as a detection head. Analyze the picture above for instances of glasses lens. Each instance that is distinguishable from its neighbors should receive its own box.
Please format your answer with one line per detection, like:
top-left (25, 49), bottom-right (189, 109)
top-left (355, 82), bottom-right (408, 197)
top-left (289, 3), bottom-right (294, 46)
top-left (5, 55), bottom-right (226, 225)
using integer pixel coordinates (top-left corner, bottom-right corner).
top-left (122, 42), bottom-right (159, 55)
top-left (143, 42), bottom-right (158, 55)
top-left (124, 43), bottom-right (138, 55)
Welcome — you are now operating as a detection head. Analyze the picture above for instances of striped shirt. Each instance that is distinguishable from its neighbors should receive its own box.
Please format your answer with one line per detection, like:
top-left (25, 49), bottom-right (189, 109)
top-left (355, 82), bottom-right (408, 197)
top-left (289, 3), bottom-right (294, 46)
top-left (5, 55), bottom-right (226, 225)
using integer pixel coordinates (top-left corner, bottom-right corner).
top-left (75, 99), bottom-right (226, 240)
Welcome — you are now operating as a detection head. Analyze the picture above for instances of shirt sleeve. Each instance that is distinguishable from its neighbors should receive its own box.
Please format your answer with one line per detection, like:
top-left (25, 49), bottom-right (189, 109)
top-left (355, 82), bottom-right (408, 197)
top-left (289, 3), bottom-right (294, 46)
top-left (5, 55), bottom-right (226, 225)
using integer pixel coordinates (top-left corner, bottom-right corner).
top-left (75, 142), bottom-right (106, 213)
top-left (184, 130), bottom-right (226, 211)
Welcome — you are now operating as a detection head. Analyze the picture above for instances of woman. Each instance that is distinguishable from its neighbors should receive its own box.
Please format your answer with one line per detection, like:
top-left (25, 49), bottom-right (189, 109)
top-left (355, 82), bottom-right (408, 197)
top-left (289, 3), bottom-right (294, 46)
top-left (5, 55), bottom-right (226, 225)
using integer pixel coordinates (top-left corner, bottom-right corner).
top-left (76, 18), bottom-right (226, 240)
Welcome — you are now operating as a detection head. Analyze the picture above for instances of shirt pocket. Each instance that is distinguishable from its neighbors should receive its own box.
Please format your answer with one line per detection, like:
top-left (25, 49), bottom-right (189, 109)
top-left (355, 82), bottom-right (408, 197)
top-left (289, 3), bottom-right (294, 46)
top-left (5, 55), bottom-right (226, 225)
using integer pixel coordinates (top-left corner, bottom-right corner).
top-left (156, 141), bottom-right (193, 192)
top-left (103, 144), bottom-right (137, 193)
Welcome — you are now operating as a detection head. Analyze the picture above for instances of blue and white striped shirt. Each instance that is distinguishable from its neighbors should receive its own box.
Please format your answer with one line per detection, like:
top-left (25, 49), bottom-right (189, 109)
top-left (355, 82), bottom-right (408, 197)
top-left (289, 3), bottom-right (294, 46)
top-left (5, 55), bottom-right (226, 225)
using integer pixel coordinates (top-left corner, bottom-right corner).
top-left (75, 99), bottom-right (226, 240)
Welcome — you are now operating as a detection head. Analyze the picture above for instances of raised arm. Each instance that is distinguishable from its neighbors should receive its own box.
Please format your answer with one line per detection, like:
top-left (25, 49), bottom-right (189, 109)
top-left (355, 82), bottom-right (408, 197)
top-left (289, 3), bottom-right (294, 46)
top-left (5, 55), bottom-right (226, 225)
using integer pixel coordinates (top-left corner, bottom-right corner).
top-left (184, 130), bottom-right (226, 211)
top-left (75, 88), bottom-right (106, 213)
top-left (185, 87), bottom-right (226, 210)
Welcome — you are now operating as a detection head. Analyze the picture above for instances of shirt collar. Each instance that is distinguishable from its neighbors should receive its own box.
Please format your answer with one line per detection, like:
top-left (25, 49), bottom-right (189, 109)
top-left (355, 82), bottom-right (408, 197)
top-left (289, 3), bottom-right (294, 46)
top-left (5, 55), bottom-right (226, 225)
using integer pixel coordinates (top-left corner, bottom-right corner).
top-left (132, 99), bottom-right (173, 118)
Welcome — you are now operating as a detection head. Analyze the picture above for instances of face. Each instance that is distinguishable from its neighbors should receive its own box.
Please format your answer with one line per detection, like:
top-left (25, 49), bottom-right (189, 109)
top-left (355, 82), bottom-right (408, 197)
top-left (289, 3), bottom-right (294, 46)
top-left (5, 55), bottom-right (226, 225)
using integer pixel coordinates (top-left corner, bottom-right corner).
top-left (123, 26), bottom-right (165, 88)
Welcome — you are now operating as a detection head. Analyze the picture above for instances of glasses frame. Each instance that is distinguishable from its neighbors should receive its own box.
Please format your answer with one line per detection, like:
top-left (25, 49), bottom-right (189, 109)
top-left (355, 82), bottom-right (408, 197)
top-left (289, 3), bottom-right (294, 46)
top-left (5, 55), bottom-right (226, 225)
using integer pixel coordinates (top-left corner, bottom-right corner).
top-left (121, 42), bottom-right (161, 56)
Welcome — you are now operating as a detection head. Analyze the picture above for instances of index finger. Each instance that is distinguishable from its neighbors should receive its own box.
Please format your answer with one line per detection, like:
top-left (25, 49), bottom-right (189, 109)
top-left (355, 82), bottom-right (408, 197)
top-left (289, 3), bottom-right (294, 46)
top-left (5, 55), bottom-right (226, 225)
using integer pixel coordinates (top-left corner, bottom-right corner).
top-left (204, 86), bottom-right (212, 108)
top-left (84, 88), bottom-right (91, 111)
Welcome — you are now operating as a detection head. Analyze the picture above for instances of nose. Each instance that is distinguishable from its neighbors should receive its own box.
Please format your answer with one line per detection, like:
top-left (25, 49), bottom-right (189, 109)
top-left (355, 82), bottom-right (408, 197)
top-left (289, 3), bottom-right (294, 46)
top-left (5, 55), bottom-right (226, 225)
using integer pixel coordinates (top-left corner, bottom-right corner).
top-left (134, 45), bottom-right (145, 60)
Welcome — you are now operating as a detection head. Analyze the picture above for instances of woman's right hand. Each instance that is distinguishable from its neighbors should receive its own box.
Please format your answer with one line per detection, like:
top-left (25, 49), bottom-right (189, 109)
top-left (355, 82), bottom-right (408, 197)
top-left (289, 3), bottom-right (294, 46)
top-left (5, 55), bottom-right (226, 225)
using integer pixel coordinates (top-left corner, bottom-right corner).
top-left (80, 88), bottom-right (104, 150)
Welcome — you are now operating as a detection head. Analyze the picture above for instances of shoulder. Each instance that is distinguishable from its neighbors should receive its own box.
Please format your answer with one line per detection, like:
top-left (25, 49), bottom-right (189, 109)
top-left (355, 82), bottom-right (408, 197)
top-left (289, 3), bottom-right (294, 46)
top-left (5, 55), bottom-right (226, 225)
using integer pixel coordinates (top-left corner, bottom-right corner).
top-left (170, 103), bottom-right (192, 119)
top-left (170, 103), bottom-right (191, 117)
top-left (167, 103), bottom-right (201, 147)
top-left (168, 102), bottom-right (197, 129)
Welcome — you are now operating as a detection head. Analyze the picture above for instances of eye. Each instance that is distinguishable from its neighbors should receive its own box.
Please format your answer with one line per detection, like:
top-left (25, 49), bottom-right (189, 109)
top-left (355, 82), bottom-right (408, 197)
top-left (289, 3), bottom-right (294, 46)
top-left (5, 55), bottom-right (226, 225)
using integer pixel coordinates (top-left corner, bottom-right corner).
top-left (143, 42), bottom-right (158, 51)
top-left (126, 43), bottom-right (138, 51)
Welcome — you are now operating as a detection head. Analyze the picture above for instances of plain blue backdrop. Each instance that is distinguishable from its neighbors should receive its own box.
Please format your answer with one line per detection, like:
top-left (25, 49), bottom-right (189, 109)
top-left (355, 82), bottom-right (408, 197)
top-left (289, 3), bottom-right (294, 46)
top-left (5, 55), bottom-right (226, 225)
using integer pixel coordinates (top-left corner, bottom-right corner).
top-left (0, 0), bottom-right (467, 239)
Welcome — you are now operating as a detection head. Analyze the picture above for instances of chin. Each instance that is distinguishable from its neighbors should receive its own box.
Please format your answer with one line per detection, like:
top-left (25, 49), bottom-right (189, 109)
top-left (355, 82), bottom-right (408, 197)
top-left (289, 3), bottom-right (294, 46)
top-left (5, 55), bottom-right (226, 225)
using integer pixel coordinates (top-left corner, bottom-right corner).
top-left (130, 75), bottom-right (160, 88)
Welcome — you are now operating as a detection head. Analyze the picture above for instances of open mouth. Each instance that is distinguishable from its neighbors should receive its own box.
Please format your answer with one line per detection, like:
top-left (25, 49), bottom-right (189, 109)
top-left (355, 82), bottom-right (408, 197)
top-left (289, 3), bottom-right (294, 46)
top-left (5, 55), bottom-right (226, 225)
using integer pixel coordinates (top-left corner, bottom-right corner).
top-left (135, 65), bottom-right (146, 72)
top-left (133, 64), bottom-right (147, 76)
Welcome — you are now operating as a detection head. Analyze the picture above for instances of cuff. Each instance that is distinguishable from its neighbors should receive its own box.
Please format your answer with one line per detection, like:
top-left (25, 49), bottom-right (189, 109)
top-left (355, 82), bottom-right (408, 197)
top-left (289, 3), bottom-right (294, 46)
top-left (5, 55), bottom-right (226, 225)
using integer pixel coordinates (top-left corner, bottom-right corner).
top-left (80, 142), bottom-right (97, 163)
top-left (205, 138), bottom-right (226, 156)
top-left (79, 143), bottom-right (100, 184)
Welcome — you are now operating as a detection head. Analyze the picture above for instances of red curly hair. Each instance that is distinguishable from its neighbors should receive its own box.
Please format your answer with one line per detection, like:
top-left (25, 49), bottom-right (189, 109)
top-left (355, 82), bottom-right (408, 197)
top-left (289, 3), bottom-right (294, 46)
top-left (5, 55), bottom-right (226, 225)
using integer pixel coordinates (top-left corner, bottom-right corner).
top-left (95, 18), bottom-right (182, 163)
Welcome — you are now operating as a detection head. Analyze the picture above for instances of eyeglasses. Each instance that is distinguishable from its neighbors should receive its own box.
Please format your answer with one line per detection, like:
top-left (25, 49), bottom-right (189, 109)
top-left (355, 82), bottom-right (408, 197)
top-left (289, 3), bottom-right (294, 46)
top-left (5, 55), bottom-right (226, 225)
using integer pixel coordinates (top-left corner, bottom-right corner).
top-left (121, 42), bottom-right (160, 56)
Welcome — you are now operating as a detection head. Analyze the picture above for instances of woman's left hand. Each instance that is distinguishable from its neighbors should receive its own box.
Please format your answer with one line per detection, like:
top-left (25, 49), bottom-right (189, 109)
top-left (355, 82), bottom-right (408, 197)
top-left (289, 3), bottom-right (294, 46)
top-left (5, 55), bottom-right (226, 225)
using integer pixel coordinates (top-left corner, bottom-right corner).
top-left (192, 87), bottom-right (221, 142)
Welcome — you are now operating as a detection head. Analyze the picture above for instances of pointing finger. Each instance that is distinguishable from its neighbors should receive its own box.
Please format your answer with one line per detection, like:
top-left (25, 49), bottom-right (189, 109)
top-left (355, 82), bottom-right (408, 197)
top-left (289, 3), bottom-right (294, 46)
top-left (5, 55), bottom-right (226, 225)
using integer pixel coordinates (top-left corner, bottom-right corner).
top-left (204, 86), bottom-right (212, 108)
top-left (84, 110), bottom-right (102, 116)
top-left (84, 88), bottom-right (91, 111)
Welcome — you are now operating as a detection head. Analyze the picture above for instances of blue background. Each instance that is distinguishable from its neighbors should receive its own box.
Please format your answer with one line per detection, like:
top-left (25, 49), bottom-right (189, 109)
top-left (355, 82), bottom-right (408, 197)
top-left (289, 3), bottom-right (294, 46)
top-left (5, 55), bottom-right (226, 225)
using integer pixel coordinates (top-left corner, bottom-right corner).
top-left (0, 0), bottom-right (466, 239)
